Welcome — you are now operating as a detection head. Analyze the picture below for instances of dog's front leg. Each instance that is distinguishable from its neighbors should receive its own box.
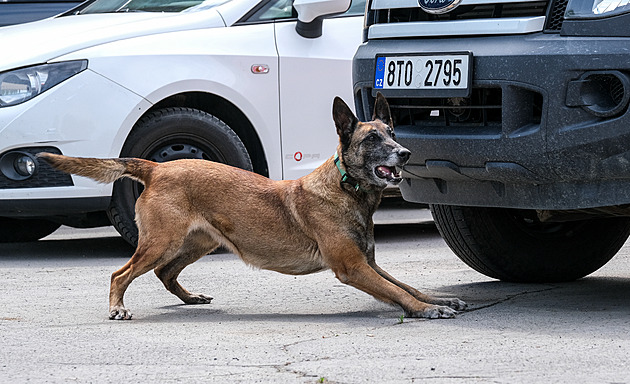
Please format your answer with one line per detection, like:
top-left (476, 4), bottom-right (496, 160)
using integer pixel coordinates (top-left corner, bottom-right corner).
top-left (368, 261), bottom-right (467, 311)
top-left (322, 240), bottom-right (459, 319)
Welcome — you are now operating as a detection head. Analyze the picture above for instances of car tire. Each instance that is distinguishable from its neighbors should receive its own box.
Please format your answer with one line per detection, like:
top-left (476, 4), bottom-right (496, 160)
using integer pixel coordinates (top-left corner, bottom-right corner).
top-left (430, 204), bottom-right (630, 282)
top-left (0, 217), bottom-right (61, 242)
top-left (108, 107), bottom-right (253, 246)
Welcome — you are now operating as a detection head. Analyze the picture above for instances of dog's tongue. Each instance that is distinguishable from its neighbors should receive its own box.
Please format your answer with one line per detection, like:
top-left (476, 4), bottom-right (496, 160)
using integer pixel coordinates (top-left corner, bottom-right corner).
top-left (376, 166), bottom-right (400, 181)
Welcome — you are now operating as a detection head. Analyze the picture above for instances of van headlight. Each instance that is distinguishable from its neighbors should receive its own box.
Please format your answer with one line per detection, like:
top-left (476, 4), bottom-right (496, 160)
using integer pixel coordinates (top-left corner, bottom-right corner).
top-left (566, 0), bottom-right (630, 18)
top-left (0, 60), bottom-right (87, 107)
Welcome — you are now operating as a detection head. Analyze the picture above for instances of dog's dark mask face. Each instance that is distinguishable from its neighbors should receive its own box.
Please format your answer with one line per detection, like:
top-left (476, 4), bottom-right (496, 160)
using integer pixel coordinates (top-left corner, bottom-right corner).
top-left (332, 93), bottom-right (411, 189)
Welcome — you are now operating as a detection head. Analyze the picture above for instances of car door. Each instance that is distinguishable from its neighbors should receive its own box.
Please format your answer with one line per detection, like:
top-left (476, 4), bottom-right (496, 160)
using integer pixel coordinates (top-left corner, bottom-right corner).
top-left (274, 0), bottom-right (365, 180)
top-left (238, 0), bottom-right (364, 179)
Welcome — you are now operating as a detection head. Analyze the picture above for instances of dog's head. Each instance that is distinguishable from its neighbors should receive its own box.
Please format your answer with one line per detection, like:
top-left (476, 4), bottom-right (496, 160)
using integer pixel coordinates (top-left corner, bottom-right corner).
top-left (333, 93), bottom-right (411, 190)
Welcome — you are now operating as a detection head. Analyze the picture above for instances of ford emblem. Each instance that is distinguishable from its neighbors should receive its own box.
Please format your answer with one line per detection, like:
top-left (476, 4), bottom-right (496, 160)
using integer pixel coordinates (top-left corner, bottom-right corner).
top-left (418, 0), bottom-right (463, 14)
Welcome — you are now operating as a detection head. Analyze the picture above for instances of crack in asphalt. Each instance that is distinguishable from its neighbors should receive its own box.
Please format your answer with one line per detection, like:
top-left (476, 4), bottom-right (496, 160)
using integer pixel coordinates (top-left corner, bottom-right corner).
top-left (462, 285), bottom-right (559, 314)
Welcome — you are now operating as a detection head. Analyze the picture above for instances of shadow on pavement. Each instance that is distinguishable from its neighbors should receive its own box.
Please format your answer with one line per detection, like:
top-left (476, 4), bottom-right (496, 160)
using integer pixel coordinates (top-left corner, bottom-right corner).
top-left (439, 276), bottom-right (630, 318)
top-left (140, 305), bottom-right (402, 324)
top-left (1, 222), bottom-right (438, 261)
top-left (0, 236), bottom-right (134, 260)
top-left (374, 222), bottom-right (438, 239)
top-left (130, 276), bottom-right (630, 325)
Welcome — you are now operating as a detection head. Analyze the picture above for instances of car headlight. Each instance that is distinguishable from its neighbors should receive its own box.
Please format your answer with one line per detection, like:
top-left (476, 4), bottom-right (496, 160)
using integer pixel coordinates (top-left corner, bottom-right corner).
top-left (566, 0), bottom-right (630, 19)
top-left (0, 60), bottom-right (87, 108)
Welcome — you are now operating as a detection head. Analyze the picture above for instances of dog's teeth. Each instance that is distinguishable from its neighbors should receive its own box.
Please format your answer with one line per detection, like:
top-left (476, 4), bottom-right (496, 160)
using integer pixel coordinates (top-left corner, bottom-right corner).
top-left (375, 166), bottom-right (393, 179)
top-left (376, 166), bottom-right (402, 182)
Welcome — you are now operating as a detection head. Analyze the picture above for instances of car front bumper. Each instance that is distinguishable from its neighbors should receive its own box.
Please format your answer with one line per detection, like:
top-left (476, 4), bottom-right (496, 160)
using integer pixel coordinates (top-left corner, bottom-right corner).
top-left (0, 69), bottom-right (150, 216)
top-left (354, 33), bottom-right (630, 210)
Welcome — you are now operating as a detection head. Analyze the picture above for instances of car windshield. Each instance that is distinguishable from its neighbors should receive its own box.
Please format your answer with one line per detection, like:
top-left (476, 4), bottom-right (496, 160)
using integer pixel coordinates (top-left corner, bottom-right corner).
top-left (76, 0), bottom-right (229, 14)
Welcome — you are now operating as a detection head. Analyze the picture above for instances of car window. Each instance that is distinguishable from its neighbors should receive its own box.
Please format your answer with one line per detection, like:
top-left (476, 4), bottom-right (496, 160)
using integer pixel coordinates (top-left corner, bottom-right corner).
top-left (246, 0), bottom-right (365, 23)
top-left (75, 0), bottom-right (229, 14)
top-left (1, 0), bottom-right (79, 3)
top-left (247, 0), bottom-right (295, 21)
top-left (345, 0), bottom-right (365, 16)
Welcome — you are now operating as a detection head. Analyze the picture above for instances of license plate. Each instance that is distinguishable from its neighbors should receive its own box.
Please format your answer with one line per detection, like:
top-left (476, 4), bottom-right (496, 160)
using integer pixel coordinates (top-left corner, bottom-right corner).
top-left (374, 53), bottom-right (472, 97)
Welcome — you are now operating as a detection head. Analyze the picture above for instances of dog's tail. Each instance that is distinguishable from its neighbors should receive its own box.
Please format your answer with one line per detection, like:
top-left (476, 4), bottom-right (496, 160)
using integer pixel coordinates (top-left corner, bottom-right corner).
top-left (37, 153), bottom-right (156, 185)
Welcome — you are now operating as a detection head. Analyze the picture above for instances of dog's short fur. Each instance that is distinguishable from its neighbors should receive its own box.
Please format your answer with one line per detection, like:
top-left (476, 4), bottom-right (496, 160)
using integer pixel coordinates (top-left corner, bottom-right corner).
top-left (39, 94), bottom-right (466, 320)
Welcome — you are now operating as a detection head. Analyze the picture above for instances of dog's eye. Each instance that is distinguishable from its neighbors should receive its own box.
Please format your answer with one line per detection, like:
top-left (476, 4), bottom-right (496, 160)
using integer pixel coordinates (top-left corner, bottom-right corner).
top-left (366, 132), bottom-right (381, 142)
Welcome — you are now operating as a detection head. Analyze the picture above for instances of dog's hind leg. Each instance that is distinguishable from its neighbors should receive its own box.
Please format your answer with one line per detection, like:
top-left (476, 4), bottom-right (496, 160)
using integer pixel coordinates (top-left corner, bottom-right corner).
top-left (109, 240), bottom-right (173, 320)
top-left (154, 234), bottom-right (219, 305)
top-left (368, 261), bottom-right (467, 311)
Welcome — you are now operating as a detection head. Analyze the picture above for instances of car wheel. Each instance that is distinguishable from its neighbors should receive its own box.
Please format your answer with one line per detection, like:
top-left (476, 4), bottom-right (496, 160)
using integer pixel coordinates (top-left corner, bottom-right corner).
top-left (430, 204), bottom-right (630, 282)
top-left (0, 217), bottom-right (61, 242)
top-left (108, 107), bottom-right (253, 246)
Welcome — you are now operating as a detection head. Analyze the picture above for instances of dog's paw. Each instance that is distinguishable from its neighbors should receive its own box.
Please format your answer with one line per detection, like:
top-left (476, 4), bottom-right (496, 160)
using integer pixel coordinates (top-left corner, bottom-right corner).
top-left (109, 307), bottom-right (133, 320)
top-left (406, 305), bottom-right (457, 319)
top-left (183, 293), bottom-right (213, 305)
top-left (434, 297), bottom-right (467, 311)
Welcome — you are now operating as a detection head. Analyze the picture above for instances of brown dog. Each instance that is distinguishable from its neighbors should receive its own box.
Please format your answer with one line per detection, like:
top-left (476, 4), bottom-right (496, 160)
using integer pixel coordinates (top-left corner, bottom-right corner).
top-left (39, 94), bottom-right (466, 320)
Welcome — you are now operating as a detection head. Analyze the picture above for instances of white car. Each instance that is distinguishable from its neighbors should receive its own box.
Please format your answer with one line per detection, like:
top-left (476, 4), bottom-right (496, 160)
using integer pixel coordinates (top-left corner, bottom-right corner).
top-left (0, 0), bottom-right (364, 244)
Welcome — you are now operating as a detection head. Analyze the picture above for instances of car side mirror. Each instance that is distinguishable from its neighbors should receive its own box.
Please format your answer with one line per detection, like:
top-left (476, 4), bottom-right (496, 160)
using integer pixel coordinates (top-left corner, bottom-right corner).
top-left (294, 0), bottom-right (351, 38)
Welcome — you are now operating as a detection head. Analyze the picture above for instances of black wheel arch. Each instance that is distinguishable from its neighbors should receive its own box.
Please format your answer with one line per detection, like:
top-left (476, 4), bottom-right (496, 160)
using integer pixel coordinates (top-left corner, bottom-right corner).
top-left (147, 92), bottom-right (269, 177)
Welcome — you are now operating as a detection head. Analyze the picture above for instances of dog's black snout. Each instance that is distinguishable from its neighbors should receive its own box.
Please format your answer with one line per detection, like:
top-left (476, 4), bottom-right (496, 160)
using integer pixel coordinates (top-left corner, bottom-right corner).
top-left (398, 148), bottom-right (411, 163)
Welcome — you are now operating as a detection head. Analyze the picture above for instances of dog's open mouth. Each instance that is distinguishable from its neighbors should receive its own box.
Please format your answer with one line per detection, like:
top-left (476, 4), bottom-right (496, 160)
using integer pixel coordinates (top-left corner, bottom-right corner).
top-left (375, 165), bottom-right (402, 183)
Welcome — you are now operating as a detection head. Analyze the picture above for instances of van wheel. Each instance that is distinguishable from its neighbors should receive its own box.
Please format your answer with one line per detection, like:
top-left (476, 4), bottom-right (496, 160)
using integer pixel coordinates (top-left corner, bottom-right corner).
top-left (108, 108), bottom-right (253, 246)
top-left (430, 204), bottom-right (630, 282)
top-left (0, 217), bottom-right (61, 242)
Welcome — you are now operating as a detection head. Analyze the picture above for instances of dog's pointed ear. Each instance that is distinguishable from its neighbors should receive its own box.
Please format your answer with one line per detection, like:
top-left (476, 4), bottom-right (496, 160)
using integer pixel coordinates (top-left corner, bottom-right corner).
top-left (333, 96), bottom-right (358, 148)
top-left (372, 92), bottom-right (393, 128)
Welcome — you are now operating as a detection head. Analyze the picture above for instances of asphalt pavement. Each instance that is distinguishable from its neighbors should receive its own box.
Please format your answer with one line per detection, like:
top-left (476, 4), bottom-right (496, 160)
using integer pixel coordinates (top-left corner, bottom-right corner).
top-left (1, 209), bottom-right (630, 383)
